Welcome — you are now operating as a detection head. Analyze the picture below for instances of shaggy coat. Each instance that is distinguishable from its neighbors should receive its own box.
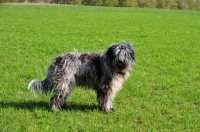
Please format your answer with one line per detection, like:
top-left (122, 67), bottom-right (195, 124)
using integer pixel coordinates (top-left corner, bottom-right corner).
top-left (28, 42), bottom-right (135, 112)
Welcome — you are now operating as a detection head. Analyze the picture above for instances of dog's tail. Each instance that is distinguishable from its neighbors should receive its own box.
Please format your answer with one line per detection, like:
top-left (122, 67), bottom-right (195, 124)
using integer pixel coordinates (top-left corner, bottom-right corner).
top-left (28, 78), bottom-right (52, 96)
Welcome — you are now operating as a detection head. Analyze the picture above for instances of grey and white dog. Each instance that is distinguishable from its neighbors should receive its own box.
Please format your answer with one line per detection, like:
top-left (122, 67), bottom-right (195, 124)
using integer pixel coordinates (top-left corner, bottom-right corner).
top-left (28, 41), bottom-right (135, 112)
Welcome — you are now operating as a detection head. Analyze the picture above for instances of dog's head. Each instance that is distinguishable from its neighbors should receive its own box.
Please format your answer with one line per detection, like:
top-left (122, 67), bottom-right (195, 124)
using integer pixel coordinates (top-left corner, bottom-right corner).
top-left (106, 42), bottom-right (135, 72)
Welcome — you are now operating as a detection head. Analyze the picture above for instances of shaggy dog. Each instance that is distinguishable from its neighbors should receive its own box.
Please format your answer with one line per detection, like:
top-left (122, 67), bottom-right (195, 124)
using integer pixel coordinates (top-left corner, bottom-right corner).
top-left (28, 41), bottom-right (135, 112)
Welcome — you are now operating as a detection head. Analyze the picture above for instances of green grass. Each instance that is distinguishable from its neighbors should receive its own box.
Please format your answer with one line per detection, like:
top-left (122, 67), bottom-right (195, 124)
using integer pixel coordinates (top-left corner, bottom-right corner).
top-left (0, 5), bottom-right (200, 131)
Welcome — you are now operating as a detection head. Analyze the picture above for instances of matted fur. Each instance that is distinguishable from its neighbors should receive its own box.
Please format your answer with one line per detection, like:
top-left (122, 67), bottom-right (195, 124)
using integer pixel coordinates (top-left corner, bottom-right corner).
top-left (28, 41), bottom-right (135, 112)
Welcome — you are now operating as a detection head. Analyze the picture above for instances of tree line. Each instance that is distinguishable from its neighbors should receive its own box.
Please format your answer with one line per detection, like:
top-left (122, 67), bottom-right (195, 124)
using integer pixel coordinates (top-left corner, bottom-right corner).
top-left (1, 0), bottom-right (200, 10)
top-left (82, 0), bottom-right (200, 10)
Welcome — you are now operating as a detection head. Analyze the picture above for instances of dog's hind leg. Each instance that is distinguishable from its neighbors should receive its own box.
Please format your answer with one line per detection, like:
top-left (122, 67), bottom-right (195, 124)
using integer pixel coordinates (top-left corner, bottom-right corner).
top-left (49, 80), bottom-right (74, 111)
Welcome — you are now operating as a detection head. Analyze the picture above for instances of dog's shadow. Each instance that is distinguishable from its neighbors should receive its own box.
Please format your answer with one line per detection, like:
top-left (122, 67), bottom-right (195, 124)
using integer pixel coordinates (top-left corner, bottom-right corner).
top-left (0, 101), bottom-right (98, 112)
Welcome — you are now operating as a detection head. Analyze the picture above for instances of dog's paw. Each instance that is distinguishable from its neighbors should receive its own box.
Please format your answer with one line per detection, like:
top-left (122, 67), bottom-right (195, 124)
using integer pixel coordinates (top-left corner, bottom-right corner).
top-left (49, 104), bottom-right (61, 111)
top-left (100, 107), bottom-right (115, 113)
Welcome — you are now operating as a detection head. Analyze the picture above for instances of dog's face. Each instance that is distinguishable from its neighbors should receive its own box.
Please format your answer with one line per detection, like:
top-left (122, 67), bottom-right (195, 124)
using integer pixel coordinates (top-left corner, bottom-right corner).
top-left (106, 42), bottom-right (135, 71)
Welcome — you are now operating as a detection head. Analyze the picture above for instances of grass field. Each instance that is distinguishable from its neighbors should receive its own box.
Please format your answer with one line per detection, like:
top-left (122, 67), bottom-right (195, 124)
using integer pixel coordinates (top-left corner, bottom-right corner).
top-left (0, 5), bottom-right (200, 131)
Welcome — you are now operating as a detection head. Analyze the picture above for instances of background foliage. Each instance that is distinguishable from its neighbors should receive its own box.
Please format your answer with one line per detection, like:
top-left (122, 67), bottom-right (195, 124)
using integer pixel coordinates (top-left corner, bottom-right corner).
top-left (0, 0), bottom-right (200, 10)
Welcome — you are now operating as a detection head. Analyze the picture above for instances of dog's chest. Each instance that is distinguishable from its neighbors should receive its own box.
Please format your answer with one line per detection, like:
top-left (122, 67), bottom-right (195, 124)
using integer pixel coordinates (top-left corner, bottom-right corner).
top-left (111, 72), bottom-right (129, 91)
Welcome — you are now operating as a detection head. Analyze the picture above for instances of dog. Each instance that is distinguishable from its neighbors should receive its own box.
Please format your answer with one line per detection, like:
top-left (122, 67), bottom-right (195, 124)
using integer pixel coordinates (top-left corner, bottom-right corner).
top-left (28, 41), bottom-right (135, 112)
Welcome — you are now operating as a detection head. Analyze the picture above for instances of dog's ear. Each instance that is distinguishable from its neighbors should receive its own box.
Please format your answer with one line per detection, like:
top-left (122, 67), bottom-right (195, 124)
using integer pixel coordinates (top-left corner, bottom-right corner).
top-left (127, 44), bottom-right (135, 61)
top-left (106, 44), bottom-right (117, 59)
top-left (130, 50), bottom-right (135, 61)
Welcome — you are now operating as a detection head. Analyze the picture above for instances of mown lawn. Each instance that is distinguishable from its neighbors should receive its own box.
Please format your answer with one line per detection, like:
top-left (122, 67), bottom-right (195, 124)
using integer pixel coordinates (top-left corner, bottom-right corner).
top-left (0, 5), bottom-right (200, 131)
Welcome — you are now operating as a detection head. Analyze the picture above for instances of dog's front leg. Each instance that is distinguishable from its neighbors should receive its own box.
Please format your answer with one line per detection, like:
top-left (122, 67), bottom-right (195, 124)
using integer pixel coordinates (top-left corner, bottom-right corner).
top-left (97, 88), bottom-right (114, 113)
